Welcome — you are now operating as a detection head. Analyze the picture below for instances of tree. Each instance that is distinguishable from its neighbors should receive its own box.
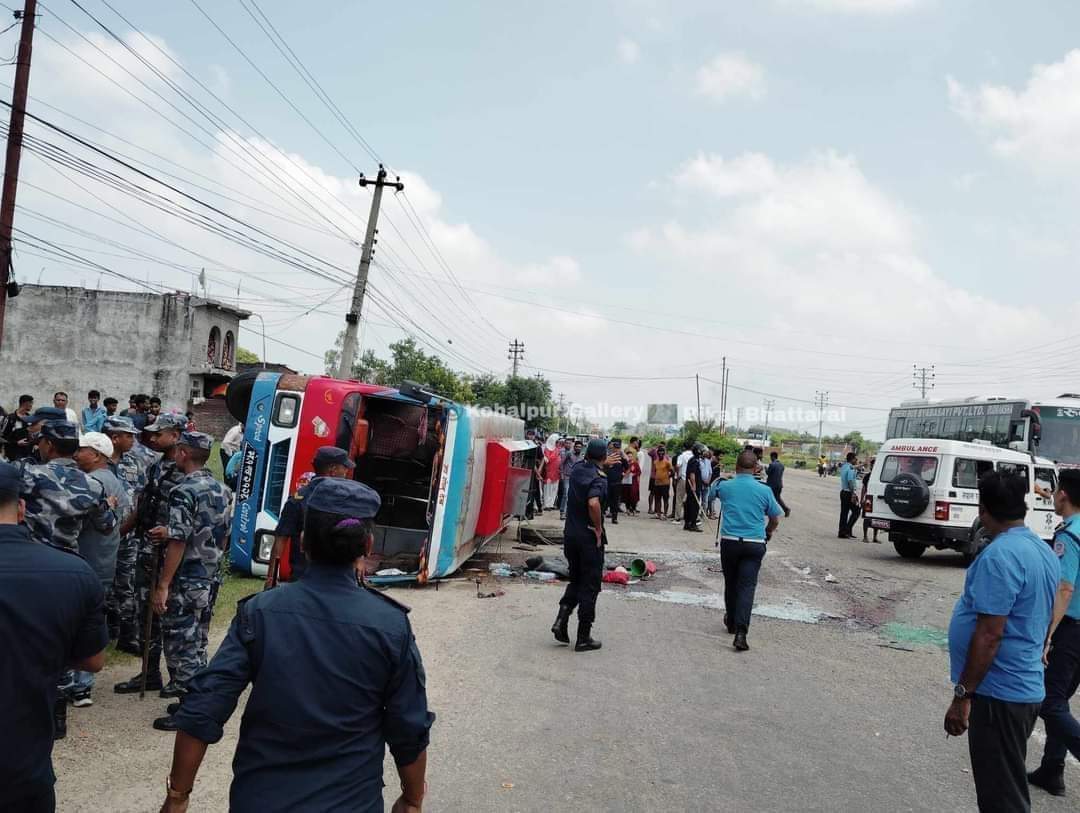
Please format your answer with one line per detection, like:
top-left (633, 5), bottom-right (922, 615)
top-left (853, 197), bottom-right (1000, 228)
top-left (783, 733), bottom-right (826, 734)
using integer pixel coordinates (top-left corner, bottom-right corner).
top-left (236, 347), bottom-right (260, 364)
top-left (611, 420), bottom-right (629, 436)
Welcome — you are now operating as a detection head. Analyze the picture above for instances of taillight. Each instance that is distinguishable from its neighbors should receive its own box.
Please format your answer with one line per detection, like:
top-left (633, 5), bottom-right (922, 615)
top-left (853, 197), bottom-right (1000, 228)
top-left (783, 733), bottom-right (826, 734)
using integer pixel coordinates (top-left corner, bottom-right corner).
top-left (935, 500), bottom-right (950, 521)
top-left (864, 495), bottom-right (873, 513)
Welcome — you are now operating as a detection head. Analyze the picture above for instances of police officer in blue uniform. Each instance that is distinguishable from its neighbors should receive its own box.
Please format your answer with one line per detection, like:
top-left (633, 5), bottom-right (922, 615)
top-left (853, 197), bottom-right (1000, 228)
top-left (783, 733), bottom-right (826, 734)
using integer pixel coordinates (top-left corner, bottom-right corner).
top-left (1029, 469), bottom-right (1080, 797)
top-left (706, 449), bottom-right (784, 651)
top-left (551, 438), bottom-right (608, 652)
top-left (161, 478), bottom-right (434, 813)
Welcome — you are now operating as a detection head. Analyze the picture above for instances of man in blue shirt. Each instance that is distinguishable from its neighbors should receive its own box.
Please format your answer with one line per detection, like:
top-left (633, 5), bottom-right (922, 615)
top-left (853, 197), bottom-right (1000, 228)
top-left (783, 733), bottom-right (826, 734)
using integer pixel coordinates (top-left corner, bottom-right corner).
top-left (945, 471), bottom-right (1059, 813)
top-left (837, 452), bottom-right (860, 539)
top-left (706, 449), bottom-right (783, 652)
top-left (1029, 469), bottom-right (1080, 798)
top-left (0, 461), bottom-right (109, 811)
top-left (80, 389), bottom-right (107, 434)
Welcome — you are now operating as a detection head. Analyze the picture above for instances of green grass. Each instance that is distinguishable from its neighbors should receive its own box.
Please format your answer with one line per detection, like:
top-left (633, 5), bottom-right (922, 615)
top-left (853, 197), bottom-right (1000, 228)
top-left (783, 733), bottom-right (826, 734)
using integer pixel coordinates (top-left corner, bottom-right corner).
top-left (208, 440), bottom-right (225, 481)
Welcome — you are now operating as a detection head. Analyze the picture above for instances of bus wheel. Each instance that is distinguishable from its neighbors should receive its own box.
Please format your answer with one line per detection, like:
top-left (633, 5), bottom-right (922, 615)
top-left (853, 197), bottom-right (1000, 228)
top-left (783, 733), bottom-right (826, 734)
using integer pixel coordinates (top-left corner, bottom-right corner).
top-left (893, 539), bottom-right (925, 559)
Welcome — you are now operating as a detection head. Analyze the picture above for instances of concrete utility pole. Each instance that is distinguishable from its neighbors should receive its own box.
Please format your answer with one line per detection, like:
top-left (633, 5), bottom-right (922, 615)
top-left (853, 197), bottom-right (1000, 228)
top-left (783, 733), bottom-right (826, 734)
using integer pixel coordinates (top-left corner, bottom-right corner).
top-left (336, 164), bottom-right (403, 380)
top-left (762, 398), bottom-right (775, 444)
top-left (695, 373), bottom-right (701, 423)
top-left (815, 390), bottom-right (830, 458)
top-left (719, 356), bottom-right (728, 433)
top-left (913, 364), bottom-right (935, 398)
top-left (508, 339), bottom-right (525, 378)
top-left (557, 392), bottom-right (567, 433)
top-left (0, 0), bottom-right (38, 350)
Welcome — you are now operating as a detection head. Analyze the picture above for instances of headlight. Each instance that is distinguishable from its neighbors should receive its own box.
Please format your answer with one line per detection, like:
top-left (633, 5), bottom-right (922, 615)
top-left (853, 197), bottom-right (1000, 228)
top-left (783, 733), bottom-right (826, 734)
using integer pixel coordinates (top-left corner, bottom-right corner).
top-left (256, 533), bottom-right (275, 562)
top-left (274, 394), bottom-right (299, 427)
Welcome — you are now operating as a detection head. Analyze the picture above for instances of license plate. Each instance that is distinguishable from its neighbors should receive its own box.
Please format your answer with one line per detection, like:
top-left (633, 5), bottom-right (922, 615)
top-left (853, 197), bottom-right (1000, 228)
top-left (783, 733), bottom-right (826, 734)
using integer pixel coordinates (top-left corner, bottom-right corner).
top-left (871, 518), bottom-right (891, 530)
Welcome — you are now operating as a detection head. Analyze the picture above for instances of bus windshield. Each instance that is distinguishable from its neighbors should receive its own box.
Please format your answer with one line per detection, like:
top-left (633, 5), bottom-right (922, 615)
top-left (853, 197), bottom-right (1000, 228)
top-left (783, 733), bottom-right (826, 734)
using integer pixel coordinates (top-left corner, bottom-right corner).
top-left (1035, 406), bottom-right (1080, 467)
top-left (885, 399), bottom-right (1029, 450)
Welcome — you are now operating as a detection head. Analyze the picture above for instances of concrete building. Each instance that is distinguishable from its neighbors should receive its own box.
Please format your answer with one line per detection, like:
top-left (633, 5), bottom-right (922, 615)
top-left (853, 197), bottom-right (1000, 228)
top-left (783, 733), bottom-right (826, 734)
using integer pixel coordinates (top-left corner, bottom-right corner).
top-left (0, 285), bottom-right (249, 436)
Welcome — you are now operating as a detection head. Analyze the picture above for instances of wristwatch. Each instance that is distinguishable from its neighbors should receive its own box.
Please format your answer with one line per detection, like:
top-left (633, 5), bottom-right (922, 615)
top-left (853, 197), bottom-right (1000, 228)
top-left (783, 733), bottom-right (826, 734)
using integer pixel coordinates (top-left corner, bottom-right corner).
top-left (953, 684), bottom-right (972, 701)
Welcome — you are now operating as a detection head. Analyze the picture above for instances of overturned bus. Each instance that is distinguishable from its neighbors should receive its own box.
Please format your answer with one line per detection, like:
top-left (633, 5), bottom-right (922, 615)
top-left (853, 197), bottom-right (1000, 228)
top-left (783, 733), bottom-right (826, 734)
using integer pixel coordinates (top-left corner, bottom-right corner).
top-left (225, 371), bottom-right (533, 583)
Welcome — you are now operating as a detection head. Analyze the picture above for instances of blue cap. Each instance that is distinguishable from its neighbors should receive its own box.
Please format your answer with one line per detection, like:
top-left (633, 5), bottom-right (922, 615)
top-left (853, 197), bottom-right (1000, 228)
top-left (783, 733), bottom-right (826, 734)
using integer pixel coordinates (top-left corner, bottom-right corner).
top-left (103, 416), bottom-right (138, 435)
top-left (144, 413), bottom-right (187, 432)
top-left (28, 406), bottom-right (66, 425)
top-left (305, 477), bottom-right (381, 519)
top-left (0, 461), bottom-right (20, 499)
top-left (313, 446), bottom-right (355, 470)
top-left (42, 420), bottom-right (78, 441)
top-left (178, 431), bottom-right (213, 451)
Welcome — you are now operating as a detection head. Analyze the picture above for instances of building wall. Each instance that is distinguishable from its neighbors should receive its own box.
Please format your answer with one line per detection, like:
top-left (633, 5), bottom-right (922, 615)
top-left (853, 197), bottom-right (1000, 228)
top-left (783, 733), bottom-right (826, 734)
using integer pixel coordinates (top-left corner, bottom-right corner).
top-left (0, 285), bottom-right (246, 418)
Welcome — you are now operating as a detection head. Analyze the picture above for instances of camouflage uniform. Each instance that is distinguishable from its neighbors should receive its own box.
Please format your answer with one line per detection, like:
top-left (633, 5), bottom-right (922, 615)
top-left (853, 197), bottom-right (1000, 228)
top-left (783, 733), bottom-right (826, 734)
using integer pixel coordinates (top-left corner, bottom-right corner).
top-left (131, 440), bottom-right (161, 472)
top-left (134, 456), bottom-right (187, 674)
top-left (19, 457), bottom-right (116, 552)
top-left (161, 467), bottom-right (231, 690)
top-left (107, 445), bottom-right (150, 645)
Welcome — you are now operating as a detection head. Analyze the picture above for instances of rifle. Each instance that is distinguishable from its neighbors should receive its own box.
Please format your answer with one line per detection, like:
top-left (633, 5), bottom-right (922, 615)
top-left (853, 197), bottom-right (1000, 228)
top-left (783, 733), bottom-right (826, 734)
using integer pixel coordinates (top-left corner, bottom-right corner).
top-left (266, 556), bottom-right (280, 590)
top-left (139, 542), bottom-right (162, 699)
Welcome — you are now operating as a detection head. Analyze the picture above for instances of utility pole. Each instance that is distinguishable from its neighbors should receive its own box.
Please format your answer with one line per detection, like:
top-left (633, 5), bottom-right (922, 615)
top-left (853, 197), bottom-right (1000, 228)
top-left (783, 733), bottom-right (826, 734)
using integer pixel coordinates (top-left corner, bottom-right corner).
top-left (336, 164), bottom-right (403, 379)
top-left (508, 339), bottom-right (525, 378)
top-left (762, 398), bottom-right (775, 445)
top-left (815, 390), bottom-right (830, 458)
top-left (719, 356), bottom-right (728, 433)
top-left (557, 392), bottom-right (566, 433)
top-left (0, 0), bottom-right (38, 350)
top-left (695, 373), bottom-right (701, 423)
top-left (913, 364), bottom-right (935, 398)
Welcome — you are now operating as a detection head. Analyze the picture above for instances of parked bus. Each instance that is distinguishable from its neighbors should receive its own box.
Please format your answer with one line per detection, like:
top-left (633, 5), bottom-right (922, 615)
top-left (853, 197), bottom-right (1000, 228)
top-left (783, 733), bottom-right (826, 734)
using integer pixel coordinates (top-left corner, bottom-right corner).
top-left (884, 394), bottom-right (1080, 468)
top-left (1031, 394), bottom-right (1080, 469)
top-left (225, 371), bottom-right (534, 583)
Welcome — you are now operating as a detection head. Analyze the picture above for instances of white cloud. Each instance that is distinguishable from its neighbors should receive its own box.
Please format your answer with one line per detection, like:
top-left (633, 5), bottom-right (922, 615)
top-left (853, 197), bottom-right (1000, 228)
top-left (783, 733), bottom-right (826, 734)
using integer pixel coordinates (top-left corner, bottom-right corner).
top-left (779, 0), bottom-right (923, 13)
top-left (694, 53), bottom-right (765, 102)
top-left (949, 50), bottom-right (1080, 173)
top-left (616, 37), bottom-right (641, 65)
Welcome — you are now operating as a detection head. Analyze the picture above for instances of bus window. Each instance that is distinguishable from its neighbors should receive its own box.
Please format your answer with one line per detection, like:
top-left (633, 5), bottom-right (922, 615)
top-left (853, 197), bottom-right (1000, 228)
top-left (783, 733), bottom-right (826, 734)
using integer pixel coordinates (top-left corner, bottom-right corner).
top-left (961, 416), bottom-right (980, 443)
top-left (888, 416), bottom-right (905, 439)
top-left (952, 458), bottom-right (993, 489)
top-left (942, 417), bottom-right (961, 440)
top-left (336, 393), bottom-right (362, 452)
top-left (1009, 420), bottom-right (1026, 443)
top-left (1035, 467), bottom-right (1056, 497)
top-left (992, 414), bottom-right (1011, 446)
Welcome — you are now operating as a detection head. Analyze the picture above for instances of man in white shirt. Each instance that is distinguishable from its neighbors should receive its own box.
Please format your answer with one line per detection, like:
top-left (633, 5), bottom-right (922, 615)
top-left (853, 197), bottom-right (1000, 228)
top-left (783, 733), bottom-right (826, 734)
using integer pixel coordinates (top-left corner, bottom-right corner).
top-left (672, 442), bottom-right (693, 523)
top-left (53, 391), bottom-right (79, 426)
top-left (220, 422), bottom-right (244, 473)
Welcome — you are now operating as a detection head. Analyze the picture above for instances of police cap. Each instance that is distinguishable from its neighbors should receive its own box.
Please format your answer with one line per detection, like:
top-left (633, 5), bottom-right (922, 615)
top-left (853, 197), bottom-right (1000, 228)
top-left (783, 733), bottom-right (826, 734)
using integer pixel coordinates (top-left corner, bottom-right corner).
top-left (585, 438), bottom-right (607, 462)
top-left (305, 477), bottom-right (381, 519)
top-left (313, 446), bottom-right (355, 470)
top-left (177, 431), bottom-right (213, 451)
top-left (42, 420), bottom-right (78, 441)
top-left (28, 406), bottom-right (66, 425)
top-left (103, 416), bottom-right (138, 435)
top-left (144, 413), bottom-right (187, 433)
top-left (0, 461), bottom-right (20, 501)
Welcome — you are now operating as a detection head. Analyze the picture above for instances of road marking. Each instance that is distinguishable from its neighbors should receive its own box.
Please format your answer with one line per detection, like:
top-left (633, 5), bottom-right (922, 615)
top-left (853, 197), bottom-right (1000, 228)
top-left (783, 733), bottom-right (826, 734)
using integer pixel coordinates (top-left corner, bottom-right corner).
top-left (620, 589), bottom-right (826, 623)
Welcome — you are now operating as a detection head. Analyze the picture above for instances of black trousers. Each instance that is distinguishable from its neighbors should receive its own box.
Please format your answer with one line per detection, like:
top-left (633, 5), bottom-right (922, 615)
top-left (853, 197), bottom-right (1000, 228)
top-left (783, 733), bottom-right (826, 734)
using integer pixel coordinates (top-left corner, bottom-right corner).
top-left (770, 484), bottom-right (790, 514)
top-left (968, 695), bottom-right (1040, 813)
top-left (838, 491), bottom-right (860, 535)
top-left (0, 785), bottom-right (56, 813)
top-left (1038, 617), bottom-right (1080, 766)
top-left (684, 488), bottom-right (700, 529)
top-left (559, 534), bottom-right (603, 625)
top-left (607, 482), bottom-right (621, 521)
top-left (720, 540), bottom-right (766, 631)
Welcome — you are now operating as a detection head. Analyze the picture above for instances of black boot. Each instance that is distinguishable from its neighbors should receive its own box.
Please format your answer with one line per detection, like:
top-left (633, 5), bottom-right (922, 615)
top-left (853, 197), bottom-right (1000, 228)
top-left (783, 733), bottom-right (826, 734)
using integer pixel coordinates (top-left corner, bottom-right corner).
top-left (114, 671), bottom-right (163, 694)
top-left (551, 606), bottom-right (572, 644)
top-left (723, 614), bottom-right (736, 635)
top-left (53, 697), bottom-right (67, 741)
top-left (575, 623), bottom-right (602, 652)
top-left (733, 631), bottom-right (749, 651)
top-left (1028, 763), bottom-right (1066, 797)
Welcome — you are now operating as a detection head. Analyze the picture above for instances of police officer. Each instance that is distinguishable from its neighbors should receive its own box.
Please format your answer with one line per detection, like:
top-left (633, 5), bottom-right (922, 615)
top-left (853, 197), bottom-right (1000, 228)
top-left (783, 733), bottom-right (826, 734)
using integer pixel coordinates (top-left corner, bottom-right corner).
top-left (114, 412), bottom-right (188, 697)
top-left (265, 445), bottom-right (355, 588)
top-left (20, 407), bottom-right (67, 464)
top-left (18, 420), bottom-right (117, 552)
top-left (705, 449), bottom-right (784, 652)
top-left (147, 432), bottom-right (231, 732)
top-left (552, 438), bottom-right (608, 652)
top-left (160, 478), bottom-right (434, 813)
top-left (103, 416), bottom-right (148, 651)
top-left (1028, 469), bottom-right (1080, 797)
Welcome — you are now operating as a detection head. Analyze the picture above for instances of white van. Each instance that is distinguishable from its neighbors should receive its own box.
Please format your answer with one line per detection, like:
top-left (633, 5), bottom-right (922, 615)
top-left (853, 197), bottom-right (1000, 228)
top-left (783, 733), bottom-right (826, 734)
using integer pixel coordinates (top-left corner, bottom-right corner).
top-left (864, 438), bottom-right (1059, 561)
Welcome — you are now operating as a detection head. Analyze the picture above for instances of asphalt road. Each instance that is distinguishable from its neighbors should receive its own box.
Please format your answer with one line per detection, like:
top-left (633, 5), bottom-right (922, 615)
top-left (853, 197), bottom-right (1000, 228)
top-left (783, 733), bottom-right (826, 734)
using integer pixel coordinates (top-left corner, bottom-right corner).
top-left (51, 468), bottom-right (1077, 811)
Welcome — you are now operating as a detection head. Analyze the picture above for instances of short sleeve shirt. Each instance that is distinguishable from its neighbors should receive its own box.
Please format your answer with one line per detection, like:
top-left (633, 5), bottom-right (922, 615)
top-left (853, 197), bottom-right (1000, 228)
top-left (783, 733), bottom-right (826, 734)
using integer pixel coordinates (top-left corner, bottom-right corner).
top-left (707, 474), bottom-right (783, 540)
top-left (1054, 514), bottom-right (1080, 619)
top-left (166, 469), bottom-right (232, 580)
top-left (948, 525), bottom-right (1059, 702)
top-left (652, 458), bottom-right (673, 486)
top-left (564, 461), bottom-right (607, 540)
top-left (840, 463), bottom-right (859, 492)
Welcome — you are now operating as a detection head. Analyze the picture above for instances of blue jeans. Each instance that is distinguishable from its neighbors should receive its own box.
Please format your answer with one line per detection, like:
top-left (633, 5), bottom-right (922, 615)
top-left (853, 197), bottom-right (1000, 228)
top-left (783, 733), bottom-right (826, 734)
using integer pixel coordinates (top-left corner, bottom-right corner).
top-left (59, 669), bottom-right (95, 696)
top-left (1039, 617), bottom-right (1080, 765)
top-left (559, 477), bottom-right (570, 514)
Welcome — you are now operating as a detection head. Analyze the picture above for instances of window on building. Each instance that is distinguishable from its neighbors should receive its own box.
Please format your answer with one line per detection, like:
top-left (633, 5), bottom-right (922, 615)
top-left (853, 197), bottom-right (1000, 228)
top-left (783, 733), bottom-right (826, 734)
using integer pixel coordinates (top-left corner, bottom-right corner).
top-left (208, 326), bottom-right (220, 367)
top-left (222, 330), bottom-right (235, 371)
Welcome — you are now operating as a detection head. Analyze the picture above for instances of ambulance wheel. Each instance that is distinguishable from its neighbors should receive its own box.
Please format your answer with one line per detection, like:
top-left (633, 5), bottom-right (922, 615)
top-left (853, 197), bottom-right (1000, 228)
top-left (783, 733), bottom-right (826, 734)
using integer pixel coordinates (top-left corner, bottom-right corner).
top-left (893, 539), bottom-right (925, 559)
top-left (961, 524), bottom-right (992, 565)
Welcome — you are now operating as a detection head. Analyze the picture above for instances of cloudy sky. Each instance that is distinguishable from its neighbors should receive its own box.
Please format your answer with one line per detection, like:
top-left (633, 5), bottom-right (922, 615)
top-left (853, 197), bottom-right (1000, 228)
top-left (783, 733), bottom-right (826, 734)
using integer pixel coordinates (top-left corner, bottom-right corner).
top-left (7, 0), bottom-right (1080, 437)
